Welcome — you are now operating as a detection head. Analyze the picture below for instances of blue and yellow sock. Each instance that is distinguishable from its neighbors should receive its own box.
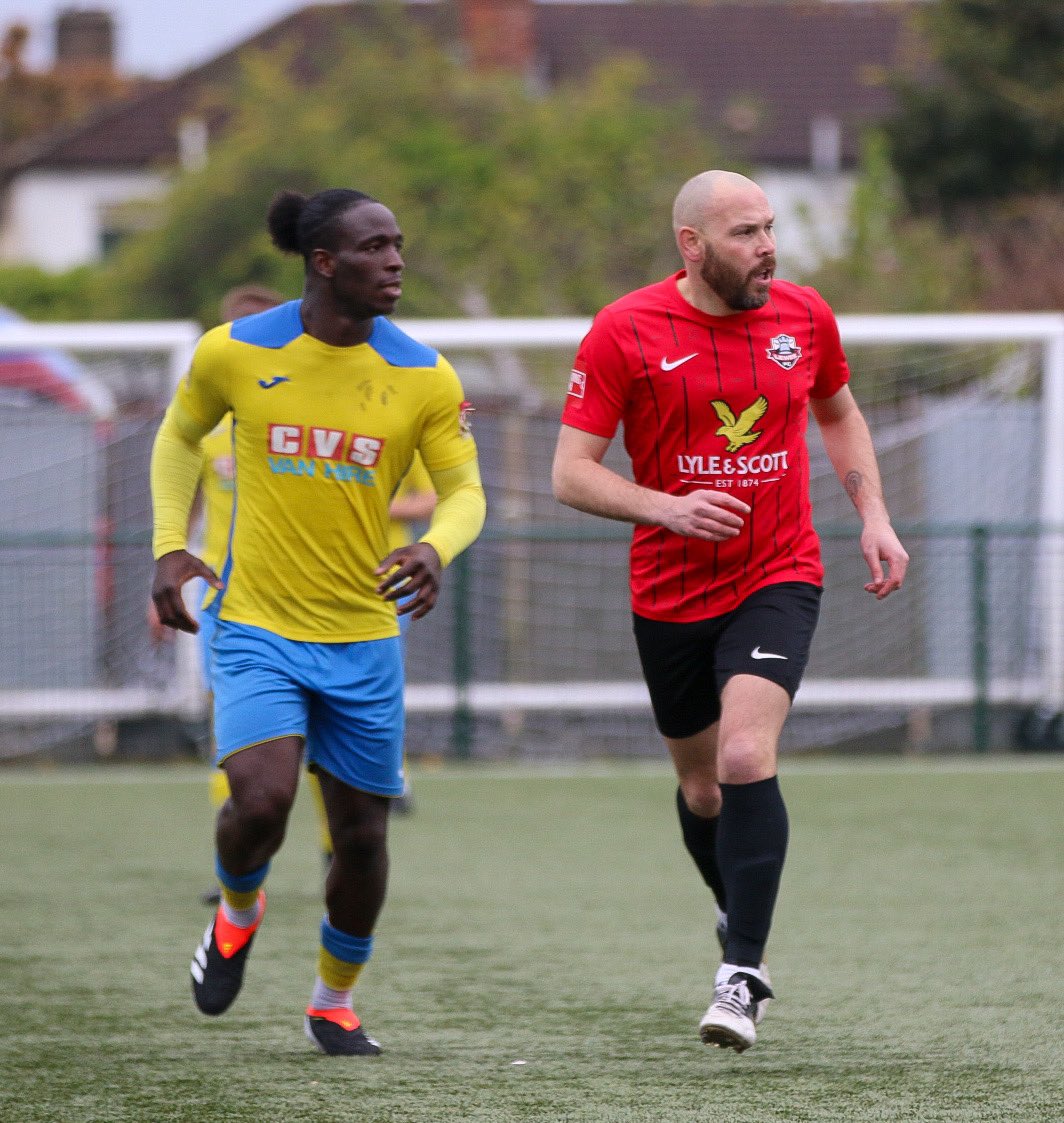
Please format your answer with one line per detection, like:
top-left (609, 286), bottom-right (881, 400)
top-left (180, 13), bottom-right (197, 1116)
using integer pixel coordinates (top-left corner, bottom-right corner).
top-left (215, 856), bottom-right (269, 926)
top-left (310, 919), bottom-right (373, 1011)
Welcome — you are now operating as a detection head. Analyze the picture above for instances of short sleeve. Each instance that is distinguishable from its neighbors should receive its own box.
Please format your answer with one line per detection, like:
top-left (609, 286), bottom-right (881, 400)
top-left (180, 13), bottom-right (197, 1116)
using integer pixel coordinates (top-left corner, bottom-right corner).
top-left (560, 309), bottom-right (631, 439)
top-left (808, 291), bottom-right (850, 400)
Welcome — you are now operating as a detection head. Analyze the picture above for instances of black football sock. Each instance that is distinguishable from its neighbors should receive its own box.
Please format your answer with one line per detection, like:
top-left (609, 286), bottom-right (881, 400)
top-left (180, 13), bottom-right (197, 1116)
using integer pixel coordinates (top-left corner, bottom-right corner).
top-left (716, 776), bottom-right (789, 968)
top-left (675, 786), bottom-right (727, 914)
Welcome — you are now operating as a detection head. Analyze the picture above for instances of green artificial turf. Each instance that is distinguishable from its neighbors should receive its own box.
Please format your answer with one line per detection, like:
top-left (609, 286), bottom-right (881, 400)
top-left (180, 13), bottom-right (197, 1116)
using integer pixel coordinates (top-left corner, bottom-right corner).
top-left (0, 757), bottom-right (1061, 1122)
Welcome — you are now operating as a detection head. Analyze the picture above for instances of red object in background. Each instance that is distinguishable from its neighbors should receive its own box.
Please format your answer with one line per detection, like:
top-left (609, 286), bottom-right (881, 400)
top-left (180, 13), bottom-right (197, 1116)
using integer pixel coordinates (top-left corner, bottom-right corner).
top-left (0, 355), bottom-right (93, 412)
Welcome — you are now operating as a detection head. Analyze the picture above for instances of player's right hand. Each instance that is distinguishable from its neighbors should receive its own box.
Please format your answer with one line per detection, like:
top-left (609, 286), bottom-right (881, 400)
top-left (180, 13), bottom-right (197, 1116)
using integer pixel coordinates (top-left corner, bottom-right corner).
top-left (662, 489), bottom-right (750, 541)
top-left (151, 550), bottom-right (222, 634)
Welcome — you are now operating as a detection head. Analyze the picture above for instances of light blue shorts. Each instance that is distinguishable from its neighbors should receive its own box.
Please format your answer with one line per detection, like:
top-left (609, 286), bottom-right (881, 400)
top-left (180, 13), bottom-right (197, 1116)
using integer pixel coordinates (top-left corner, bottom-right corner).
top-left (191, 578), bottom-right (217, 687)
top-left (210, 619), bottom-right (405, 797)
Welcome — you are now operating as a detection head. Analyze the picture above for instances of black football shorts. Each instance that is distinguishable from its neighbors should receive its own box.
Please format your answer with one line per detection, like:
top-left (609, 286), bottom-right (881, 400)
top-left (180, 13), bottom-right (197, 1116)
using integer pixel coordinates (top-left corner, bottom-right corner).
top-left (632, 581), bottom-right (822, 739)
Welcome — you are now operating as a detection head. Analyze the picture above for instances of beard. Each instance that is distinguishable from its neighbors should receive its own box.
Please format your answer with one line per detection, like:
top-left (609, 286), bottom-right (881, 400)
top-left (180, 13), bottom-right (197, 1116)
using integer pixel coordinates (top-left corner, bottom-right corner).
top-left (699, 246), bottom-right (774, 311)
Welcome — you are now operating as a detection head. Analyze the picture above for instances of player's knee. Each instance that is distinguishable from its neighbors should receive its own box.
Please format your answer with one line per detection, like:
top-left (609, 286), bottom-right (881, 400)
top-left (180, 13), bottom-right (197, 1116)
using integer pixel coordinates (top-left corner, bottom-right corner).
top-left (717, 732), bottom-right (777, 784)
top-left (228, 781), bottom-right (294, 839)
top-left (681, 777), bottom-right (722, 819)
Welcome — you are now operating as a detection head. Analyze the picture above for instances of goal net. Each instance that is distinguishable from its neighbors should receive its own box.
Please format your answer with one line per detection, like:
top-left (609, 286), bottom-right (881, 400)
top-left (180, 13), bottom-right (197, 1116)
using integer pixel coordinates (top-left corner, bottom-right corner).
top-left (1, 312), bottom-right (1062, 760)
top-left (0, 318), bottom-right (201, 758)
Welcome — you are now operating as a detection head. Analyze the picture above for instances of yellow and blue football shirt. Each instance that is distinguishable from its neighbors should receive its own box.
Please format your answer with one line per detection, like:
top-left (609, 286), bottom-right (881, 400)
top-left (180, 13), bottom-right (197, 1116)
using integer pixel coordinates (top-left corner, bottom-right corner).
top-left (156, 300), bottom-right (479, 643)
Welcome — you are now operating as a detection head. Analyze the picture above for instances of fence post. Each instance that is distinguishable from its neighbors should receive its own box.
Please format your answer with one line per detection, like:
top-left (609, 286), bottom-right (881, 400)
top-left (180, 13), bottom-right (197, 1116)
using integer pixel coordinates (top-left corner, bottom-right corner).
top-left (449, 549), bottom-right (474, 759)
top-left (969, 525), bottom-right (990, 752)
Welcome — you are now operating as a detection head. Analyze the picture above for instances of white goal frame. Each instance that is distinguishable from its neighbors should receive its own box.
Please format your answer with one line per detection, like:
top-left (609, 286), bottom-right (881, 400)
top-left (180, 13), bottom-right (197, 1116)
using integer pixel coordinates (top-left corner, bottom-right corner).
top-left (0, 312), bottom-right (1061, 725)
top-left (398, 312), bottom-right (1064, 719)
top-left (0, 319), bottom-right (202, 721)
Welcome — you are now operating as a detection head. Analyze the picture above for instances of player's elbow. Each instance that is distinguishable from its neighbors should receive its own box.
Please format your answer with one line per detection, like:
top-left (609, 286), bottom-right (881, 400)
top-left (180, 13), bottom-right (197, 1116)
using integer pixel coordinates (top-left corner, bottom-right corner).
top-left (551, 458), bottom-right (578, 508)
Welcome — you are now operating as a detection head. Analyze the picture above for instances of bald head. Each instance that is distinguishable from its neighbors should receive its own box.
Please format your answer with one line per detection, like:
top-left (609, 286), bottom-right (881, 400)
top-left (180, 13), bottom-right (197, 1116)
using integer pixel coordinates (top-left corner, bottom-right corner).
top-left (671, 170), bottom-right (777, 315)
top-left (673, 171), bottom-right (768, 233)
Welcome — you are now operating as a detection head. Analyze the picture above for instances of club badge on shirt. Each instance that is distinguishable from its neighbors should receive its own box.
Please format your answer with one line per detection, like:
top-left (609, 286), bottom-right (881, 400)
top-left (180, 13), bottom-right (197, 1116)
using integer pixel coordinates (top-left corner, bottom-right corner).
top-left (766, 334), bottom-right (802, 370)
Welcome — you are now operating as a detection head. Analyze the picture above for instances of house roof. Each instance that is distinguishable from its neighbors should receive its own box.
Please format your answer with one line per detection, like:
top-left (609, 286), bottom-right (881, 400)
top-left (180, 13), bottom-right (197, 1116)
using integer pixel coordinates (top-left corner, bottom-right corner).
top-left (1, 1), bottom-right (920, 181)
top-left (536, 2), bottom-right (920, 167)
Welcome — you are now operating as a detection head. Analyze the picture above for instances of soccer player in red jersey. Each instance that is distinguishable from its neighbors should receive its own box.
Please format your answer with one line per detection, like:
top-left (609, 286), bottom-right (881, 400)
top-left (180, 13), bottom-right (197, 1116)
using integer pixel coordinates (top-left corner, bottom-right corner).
top-left (552, 170), bottom-right (908, 1053)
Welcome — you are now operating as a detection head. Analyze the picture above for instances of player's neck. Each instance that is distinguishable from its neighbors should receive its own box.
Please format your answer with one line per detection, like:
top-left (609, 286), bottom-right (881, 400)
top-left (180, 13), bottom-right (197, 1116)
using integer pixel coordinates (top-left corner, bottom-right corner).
top-left (676, 272), bottom-right (738, 318)
top-left (299, 293), bottom-right (375, 347)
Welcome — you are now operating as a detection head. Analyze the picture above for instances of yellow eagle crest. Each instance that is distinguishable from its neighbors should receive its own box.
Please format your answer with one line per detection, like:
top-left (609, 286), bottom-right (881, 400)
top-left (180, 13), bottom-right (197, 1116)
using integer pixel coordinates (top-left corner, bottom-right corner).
top-left (710, 395), bottom-right (769, 452)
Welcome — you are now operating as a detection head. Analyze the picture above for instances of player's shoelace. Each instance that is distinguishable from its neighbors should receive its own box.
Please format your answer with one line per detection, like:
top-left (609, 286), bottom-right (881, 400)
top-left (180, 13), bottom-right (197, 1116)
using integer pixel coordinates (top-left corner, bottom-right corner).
top-left (713, 978), bottom-right (754, 1019)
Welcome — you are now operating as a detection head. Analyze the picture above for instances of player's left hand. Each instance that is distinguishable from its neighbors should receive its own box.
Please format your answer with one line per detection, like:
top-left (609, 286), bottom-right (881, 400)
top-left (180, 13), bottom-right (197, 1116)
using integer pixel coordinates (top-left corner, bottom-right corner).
top-left (375, 543), bottom-right (443, 620)
top-left (860, 521), bottom-right (908, 600)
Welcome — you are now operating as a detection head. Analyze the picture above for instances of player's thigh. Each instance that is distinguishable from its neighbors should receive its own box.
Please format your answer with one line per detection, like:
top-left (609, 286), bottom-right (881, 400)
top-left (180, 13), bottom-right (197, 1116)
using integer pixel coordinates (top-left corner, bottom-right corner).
top-left (713, 582), bottom-right (820, 781)
top-left (716, 674), bottom-right (792, 783)
top-left (633, 612), bottom-right (726, 739)
top-left (305, 635), bottom-right (406, 799)
top-left (313, 767), bottom-right (391, 852)
top-left (222, 735), bottom-right (305, 813)
top-left (210, 620), bottom-right (311, 766)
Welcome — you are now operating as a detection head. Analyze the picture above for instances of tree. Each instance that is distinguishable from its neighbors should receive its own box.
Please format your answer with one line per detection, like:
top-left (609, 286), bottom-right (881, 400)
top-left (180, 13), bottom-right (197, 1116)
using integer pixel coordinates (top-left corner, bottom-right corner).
top-left (0, 264), bottom-right (102, 320)
top-left (100, 17), bottom-right (723, 324)
top-left (883, 0), bottom-right (1064, 217)
top-left (797, 135), bottom-right (981, 315)
top-left (805, 0), bottom-right (1064, 316)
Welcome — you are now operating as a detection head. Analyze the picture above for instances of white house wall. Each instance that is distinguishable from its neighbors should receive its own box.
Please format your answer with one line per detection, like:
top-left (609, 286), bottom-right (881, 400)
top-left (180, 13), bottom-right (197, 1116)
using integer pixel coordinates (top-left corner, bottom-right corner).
top-left (0, 169), bottom-right (169, 271)
top-left (755, 168), bottom-right (856, 278)
top-left (0, 164), bottom-right (856, 276)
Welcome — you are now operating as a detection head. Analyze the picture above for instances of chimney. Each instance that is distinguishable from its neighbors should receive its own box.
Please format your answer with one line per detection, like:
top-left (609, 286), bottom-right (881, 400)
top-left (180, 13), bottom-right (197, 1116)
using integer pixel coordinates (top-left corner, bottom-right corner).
top-left (457, 0), bottom-right (533, 73)
top-left (810, 115), bottom-right (842, 175)
top-left (54, 8), bottom-right (114, 73)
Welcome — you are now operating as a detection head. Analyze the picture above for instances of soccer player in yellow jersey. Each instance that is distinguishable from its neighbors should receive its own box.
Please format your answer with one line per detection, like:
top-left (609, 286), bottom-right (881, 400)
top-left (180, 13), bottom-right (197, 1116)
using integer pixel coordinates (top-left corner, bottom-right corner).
top-left (150, 187), bottom-right (486, 1056)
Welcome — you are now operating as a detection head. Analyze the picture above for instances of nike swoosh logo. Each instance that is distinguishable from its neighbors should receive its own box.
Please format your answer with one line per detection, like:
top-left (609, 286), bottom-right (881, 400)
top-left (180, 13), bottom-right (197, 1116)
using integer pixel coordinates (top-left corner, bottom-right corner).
top-left (751, 646), bottom-right (788, 660)
top-left (257, 376), bottom-right (290, 389)
top-left (660, 353), bottom-right (697, 371)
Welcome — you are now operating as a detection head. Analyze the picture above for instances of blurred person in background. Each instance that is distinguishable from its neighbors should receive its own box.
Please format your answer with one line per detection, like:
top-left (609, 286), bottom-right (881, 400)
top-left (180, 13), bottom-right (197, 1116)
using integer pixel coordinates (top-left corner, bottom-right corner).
top-left (150, 187), bottom-right (484, 1056)
top-left (552, 170), bottom-right (907, 1054)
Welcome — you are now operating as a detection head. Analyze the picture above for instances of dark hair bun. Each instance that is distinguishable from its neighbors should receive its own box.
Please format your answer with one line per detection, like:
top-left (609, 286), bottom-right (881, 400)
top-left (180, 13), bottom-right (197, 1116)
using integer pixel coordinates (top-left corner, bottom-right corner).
top-left (266, 190), bottom-right (307, 254)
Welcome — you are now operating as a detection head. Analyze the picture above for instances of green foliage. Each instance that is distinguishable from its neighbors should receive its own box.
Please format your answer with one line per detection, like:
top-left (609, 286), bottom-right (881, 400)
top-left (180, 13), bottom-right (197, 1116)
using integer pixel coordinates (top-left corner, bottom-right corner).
top-left (967, 194), bottom-right (1064, 311)
top-left (883, 0), bottom-right (1064, 216)
top-left (0, 263), bottom-right (103, 320)
top-left (798, 136), bottom-right (981, 314)
top-left (101, 18), bottom-right (721, 321)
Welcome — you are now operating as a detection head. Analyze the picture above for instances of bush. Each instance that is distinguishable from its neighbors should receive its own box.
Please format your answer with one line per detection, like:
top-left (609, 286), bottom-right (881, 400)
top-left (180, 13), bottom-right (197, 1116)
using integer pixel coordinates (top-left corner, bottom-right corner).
top-left (0, 264), bottom-right (104, 321)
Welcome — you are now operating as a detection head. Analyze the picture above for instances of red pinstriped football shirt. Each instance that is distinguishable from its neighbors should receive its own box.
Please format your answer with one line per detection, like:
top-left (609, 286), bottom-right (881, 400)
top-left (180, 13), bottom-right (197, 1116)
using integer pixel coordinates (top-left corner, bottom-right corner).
top-left (561, 271), bottom-right (850, 622)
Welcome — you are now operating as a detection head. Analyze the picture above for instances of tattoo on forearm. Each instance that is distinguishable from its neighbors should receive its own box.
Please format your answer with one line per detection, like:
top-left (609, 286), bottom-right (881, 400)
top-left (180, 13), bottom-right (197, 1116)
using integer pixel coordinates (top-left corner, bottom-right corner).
top-left (844, 470), bottom-right (863, 504)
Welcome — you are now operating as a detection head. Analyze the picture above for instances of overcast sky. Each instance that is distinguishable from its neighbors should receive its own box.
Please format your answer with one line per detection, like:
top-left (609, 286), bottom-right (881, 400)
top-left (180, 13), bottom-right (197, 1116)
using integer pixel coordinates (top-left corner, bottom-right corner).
top-left (0, 0), bottom-right (314, 77)
top-left (1, 0), bottom-right (886, 79)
